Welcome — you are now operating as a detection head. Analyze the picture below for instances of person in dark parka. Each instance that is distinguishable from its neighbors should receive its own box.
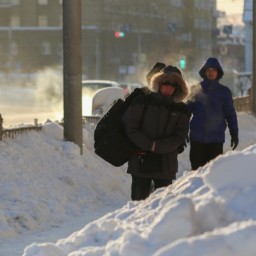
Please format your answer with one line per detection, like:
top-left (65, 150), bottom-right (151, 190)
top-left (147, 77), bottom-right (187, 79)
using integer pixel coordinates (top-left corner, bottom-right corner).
top-left (186, 57), bottom-right (239, 170)
top-left (122, 65), bottom-right (190, 200)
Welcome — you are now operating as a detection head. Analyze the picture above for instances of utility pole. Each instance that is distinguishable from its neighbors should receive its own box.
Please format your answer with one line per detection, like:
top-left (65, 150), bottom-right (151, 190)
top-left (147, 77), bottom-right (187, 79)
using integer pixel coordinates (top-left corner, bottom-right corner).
top-left (62, 0), bottom-right (83, 153)
top-left (252, 0), bottom-right (256, 114)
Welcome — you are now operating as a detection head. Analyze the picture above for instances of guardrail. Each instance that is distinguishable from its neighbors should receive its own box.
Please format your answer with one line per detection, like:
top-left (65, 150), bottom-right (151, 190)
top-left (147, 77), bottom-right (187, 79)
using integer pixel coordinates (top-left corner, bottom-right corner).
top-left (0, 115), bottom-right (101, 140)
top-left (83, 115), bottom-right (101, 124)
top-left (0, 94), bottom-right (251, 141)
top-left (0, 115), bottom-right (42, 140)
top-left (233, 92), bottom-right (252, 112)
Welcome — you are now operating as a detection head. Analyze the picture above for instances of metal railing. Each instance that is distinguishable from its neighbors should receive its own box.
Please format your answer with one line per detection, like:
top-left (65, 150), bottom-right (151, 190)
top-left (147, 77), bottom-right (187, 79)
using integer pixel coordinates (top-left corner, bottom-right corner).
top-left (0, 115), bottom-right (101, 140)
top-left (233, 92), bottom-right (252, 112)
top-left (0, 116), bottom-right (42, 140)
top-left (0, 94), bottom-right (251, 141)
top-left (83, 115), bottom-right (101, 124)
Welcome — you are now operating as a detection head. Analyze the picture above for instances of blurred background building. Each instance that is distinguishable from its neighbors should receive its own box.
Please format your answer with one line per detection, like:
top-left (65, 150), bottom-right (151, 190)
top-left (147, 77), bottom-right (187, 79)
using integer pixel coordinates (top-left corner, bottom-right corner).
top-left (243, 0), bottom-right (252, 72)
top-left (0, 0), bottom-right (246, 84)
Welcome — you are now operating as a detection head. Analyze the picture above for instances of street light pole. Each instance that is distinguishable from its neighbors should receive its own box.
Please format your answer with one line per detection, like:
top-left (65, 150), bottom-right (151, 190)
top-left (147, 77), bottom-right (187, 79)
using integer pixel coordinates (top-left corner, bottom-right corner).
top-left (62, 0), bottom-right (83, 153)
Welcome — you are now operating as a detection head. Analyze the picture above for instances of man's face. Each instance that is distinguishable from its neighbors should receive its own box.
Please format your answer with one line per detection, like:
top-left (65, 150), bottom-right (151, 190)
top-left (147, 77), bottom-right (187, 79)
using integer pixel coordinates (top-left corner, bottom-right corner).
top-left (205, 68), bottom-right (218, 80)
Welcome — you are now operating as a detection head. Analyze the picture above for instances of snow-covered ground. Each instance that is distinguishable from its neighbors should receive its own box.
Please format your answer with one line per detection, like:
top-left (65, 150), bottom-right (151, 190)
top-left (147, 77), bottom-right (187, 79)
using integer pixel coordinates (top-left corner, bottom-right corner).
top-left (0, 112), bottom-right (256, 256)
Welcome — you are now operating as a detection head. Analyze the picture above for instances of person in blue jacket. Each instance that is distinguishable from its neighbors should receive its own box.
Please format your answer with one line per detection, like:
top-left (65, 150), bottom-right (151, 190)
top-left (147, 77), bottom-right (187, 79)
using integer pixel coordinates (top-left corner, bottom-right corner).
top-left (187, 57), bottom-right (239, 170)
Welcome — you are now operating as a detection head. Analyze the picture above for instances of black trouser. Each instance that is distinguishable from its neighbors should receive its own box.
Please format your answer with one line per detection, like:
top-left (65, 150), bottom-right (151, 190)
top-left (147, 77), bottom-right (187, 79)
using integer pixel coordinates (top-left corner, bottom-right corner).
top-left (131, 175), bottom-right (173, 201)
top-left (190, 141), bottom-right (223, 170)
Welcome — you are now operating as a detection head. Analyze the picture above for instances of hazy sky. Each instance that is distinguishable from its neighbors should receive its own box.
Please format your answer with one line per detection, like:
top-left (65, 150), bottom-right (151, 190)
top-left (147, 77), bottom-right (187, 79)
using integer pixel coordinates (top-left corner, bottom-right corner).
top-left (217, 0), bottom-right (244, 14)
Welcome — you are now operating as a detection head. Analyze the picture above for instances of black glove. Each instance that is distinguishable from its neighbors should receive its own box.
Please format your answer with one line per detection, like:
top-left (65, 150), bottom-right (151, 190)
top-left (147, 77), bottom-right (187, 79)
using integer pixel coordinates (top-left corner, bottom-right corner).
top-left (177, 144), bottom-right (184, 154)
top-left (177, 142), bottom-right (187, 154)
top-left (231, 133), bottom-right (239, 150)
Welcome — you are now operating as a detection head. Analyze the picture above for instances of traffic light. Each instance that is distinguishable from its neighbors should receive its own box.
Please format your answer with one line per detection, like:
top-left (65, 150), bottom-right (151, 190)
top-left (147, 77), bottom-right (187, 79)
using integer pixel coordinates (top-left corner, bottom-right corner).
top-left (114, 31), bottom-right (125, 38)
top-left (179, 56), bottom-right (186, 70)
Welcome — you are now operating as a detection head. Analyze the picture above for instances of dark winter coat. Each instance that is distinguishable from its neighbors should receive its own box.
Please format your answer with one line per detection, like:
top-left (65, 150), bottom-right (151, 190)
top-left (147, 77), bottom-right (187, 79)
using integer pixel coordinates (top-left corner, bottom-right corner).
top-left (122, 71), bottom-right (190, 180)
top-left (187, 58), bottom-right (238, 143)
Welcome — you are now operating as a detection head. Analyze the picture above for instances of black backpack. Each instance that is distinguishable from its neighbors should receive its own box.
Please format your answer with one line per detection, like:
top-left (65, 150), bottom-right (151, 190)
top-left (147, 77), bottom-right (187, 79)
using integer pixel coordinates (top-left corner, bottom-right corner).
top-left (94, 87), bottom-right (149, 167)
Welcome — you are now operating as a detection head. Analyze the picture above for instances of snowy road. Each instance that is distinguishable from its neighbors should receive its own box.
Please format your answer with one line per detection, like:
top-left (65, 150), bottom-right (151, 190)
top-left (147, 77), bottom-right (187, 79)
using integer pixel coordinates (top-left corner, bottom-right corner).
top-left (1, 205), bottom-right (121, 256)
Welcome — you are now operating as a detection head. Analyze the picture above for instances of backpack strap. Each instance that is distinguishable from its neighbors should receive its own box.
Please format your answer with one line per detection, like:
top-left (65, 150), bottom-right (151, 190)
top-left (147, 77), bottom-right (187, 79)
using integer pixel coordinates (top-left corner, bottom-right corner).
top-left (163, 107), bottom-right (172, 134)
top-left (138, 101), bottom-right (149, 129)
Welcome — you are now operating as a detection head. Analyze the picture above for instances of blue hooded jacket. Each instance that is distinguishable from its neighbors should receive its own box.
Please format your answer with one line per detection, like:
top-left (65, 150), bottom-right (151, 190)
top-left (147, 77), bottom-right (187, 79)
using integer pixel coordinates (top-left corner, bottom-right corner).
top-left (187, 57), bottom-right (238, 143)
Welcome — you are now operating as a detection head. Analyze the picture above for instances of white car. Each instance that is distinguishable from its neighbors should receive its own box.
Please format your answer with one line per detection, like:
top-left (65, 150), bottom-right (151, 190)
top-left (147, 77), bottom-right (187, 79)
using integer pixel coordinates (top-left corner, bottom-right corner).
top-left (92, 87), bottom-right (125, 115)
top-left (82, 80), bottom-right (120, 91)
top-left (82, 80), bottom-right (121, 116)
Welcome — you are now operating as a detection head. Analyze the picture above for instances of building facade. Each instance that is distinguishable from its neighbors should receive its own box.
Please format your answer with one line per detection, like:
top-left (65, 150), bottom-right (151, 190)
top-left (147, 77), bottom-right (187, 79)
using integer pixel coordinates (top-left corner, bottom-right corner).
top-left (243, 0), bottom-right (252, 72)
top-left (0, 0), bottom-right (218, 81)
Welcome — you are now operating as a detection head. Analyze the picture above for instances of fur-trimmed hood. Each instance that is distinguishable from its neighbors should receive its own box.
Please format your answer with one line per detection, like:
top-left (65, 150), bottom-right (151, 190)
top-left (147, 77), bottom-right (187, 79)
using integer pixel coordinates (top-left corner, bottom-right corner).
top-left (149, 70), bottom-right (190, 102)
top-left (146, 62), bottom-right (166, 84)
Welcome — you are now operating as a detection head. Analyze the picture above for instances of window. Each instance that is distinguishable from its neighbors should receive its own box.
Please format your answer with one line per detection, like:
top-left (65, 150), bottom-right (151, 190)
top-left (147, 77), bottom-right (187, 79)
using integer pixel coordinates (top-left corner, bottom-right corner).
top-left (10, 16), bottom-right (20, 27)
top-left (10, 42), bottom-right (18, 55)
top-left (57, 42), bottom-right (63, 56)
top-left (170, 0), bottom-right (184, 8)
top-left (38, 15), bottom-right (48, 26)
top-left (59, 14), bottom-right (63, 26)
top-left (38, 0), bottom-right (48, 4)
top-left (11, 0), bottom-right (20, 5)
top-left (41, 42), bottom-right (51, 55)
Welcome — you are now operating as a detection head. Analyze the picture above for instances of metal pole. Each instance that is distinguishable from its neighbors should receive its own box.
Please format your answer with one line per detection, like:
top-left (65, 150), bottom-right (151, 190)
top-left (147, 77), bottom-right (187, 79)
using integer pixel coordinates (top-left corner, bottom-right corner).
top-left (95, 30), bottom-right (100, 79)
top-left (63, 0), bottom-right (83, 153)
top-left (137, 32), bottom-right (142, 61)
top-left (252, 0), bottom-right (256, 114)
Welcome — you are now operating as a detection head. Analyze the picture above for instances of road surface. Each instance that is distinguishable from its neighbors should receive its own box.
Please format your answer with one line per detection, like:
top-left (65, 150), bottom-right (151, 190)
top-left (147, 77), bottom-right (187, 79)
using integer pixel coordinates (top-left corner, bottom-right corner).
top-left (0, 86), bottom-right (63, 127)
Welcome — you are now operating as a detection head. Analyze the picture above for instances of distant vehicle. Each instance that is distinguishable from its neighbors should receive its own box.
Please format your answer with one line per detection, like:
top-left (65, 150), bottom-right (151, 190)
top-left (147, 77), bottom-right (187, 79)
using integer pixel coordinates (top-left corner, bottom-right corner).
top-left (82, 80), bottom-right (120, 92)
top-left (82, 80), bottom-right (121, 116)
top-left (119, 82), bottom-right (144, 95)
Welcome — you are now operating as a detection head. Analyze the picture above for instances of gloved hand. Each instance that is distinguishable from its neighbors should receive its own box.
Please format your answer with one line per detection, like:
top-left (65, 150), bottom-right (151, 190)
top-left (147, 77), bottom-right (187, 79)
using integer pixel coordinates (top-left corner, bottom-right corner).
top-left (231, 133), bottom-right (239, 150)
top-left (177, 142), bottom-right (187, 154)
top-left (177, 144), bottom-right (184, 154)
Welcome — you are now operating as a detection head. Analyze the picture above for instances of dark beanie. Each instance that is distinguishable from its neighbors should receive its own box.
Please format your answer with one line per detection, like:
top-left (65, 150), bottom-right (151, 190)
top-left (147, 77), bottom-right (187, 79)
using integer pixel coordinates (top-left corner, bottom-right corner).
top-left (146, 62), bottom-right (166, 84)
top-left (161, 65), bottom-right (182, 76)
